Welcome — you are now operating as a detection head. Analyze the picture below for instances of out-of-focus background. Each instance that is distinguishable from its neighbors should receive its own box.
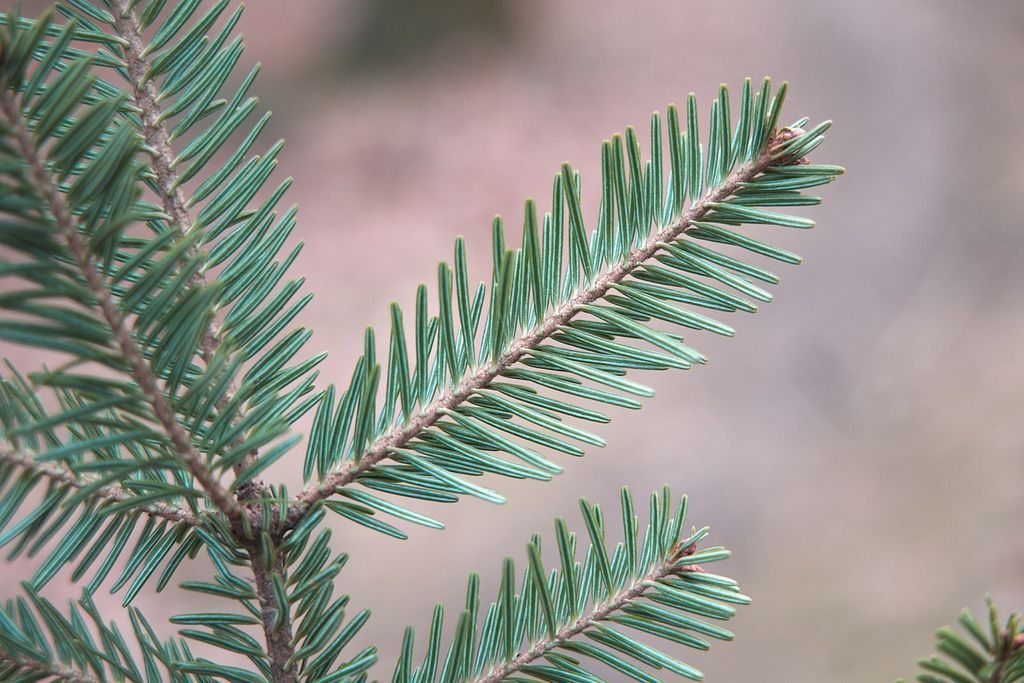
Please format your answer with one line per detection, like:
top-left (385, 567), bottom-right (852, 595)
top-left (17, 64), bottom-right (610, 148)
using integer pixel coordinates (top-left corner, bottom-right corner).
top-left (8, 1), bottom-right (1024, 680)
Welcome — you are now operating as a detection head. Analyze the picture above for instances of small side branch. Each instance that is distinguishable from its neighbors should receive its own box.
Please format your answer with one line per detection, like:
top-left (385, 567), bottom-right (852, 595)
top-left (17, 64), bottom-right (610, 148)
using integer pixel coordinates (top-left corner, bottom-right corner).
top-left (0, 652), bottom-right (96, 682)
top-left (476, 544), bottom-right (704, 683)
top-left (0, 445), bottom-right (199, 526)
top-left (0, 87), bottom-right (241, 524)
top-left (112, 1), bottom-right (259, 485)
top-left (286, 146), bottom-right (777, 528)
top-left (110, 12), bottom-right (292, 675)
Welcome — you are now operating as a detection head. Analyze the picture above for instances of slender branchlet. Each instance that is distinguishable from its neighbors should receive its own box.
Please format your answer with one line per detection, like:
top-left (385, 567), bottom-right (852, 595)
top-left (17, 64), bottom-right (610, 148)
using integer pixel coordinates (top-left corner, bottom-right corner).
top-left (105, 4), bottom-right (292, 669)
top-left (285, 143), bottom-right (779, 528)
top-left (101, 5), bottom-right (311, 672)
top-left (0, 654), bottom-right (95, 682)
top-left (0, 445), bottom-right (199, 525)
top-left (111, 1), bottom-right (262, 486)
top-left (0, 87), bottom-right (242, 523)
top-left (477, 543), bottom-right (704, 683)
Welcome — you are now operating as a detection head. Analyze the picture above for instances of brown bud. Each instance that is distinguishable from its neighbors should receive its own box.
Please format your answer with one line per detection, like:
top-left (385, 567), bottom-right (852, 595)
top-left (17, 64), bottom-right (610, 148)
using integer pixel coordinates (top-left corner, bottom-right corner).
top-left (671, 541), bottom-right (697, 560)
top-left (768, 126), bottom-right (810, 165)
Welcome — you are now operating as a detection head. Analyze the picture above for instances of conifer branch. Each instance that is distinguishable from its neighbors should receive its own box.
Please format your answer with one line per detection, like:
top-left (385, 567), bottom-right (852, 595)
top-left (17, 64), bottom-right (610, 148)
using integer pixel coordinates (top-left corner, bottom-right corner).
top-left (478, 545), bottom-right (705, 683)
top-left (0, 653), bottom-right (95, 682)
top-left (0, 9), bottom-right (846, 678)
top-left (287, 139), bottom-right (782, 528)
top-left (110, 1), bottom-right (260, 484)
top-left (97, 7), bottom-right (312, 671)
top-left (907, 598), bottom-right (1024, 682)
top-left (0, 444), bottom-right (200, 525)
top-left (394, 488), bottom-right (745, 683)
top-left (0, 87), bottom-right (241, 523)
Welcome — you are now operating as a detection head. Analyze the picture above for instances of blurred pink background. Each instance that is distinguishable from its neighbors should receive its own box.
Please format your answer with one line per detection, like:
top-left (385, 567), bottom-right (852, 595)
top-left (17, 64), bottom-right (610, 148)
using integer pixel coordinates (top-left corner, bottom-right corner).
top-left (8, 1), bottom-right (1024, 681)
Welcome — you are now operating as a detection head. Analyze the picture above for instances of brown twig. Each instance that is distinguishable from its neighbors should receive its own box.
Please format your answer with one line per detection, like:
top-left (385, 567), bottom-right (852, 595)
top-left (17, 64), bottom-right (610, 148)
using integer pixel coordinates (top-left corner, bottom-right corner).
top-left (246, 538), bottom-right (299, 683)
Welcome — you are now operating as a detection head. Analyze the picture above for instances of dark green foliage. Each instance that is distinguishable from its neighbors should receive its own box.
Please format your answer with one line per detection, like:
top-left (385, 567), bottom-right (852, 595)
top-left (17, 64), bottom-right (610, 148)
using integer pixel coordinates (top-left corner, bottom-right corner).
top-left (0, 1), bottom-right (844, 681)
top-left (904, 599), bottom-right (1024, 683)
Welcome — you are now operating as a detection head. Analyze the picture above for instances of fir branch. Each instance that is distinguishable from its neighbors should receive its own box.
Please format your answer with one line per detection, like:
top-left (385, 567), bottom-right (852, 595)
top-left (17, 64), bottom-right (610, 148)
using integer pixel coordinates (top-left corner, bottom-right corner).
top-left (0, 86), bottom-right (242, 524)
top-left (0, 583), bottom-right (208, 683)
top-left (1, 10), bottom-right (845, 679)
top-left (0, 654), bottom-right (95, 682)
top-left (110, 1), bottom-right (259, 483)
top-left (907, 598), bottom-right (1024, 683)
top-left (394, 488), bottom-right (747, 683)
top-left (0, 444), bottom-right (199, 525)
top-left (284, 80), bottom-right (838, 540)
top-left (477, 545), bottom-right (705, 683)
top-left (287, 132), bottom-right (789, 528)
top-left (102, 6), bottom-right (301, 669)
